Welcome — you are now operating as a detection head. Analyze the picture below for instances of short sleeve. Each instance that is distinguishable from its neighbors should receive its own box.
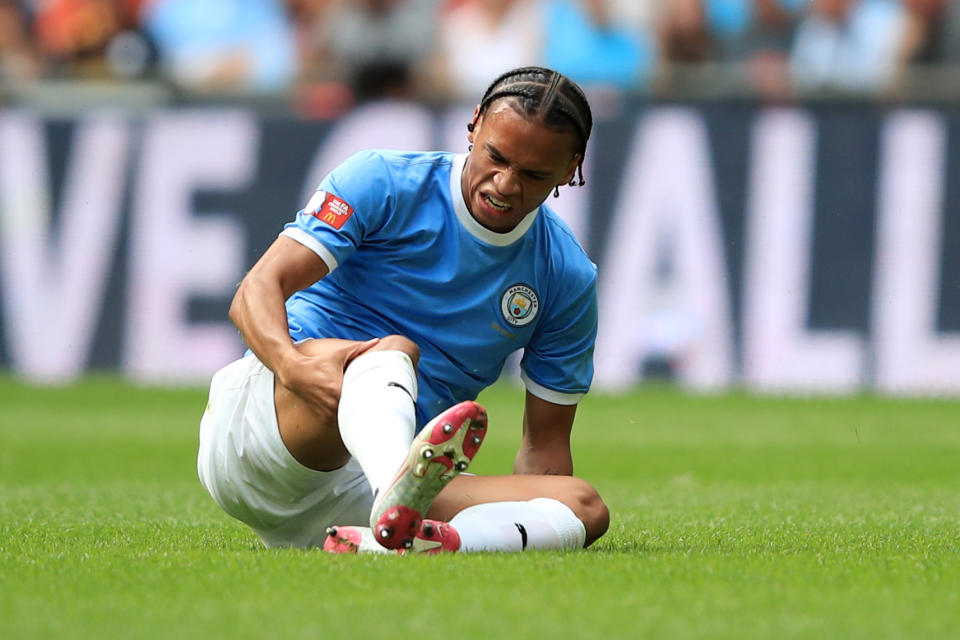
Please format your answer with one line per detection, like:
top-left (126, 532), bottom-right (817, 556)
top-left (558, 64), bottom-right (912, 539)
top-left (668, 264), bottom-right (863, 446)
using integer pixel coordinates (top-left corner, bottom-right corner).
top-left (281, 150), bottom-right (392, 271)
top-left (520, 272), bottom-right (598, 405)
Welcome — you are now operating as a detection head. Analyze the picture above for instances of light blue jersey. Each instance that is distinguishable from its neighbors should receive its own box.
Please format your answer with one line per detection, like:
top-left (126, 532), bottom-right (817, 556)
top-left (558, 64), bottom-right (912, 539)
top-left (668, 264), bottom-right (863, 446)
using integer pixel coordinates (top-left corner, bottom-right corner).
top-left (281, 150), bottom-right (597, 429)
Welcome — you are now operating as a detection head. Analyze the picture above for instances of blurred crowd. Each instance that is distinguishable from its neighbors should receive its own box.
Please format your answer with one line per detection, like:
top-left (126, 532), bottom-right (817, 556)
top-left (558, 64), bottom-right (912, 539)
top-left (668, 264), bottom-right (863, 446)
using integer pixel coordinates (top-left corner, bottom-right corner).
top-left (1, 0), bottom-right (959, 108)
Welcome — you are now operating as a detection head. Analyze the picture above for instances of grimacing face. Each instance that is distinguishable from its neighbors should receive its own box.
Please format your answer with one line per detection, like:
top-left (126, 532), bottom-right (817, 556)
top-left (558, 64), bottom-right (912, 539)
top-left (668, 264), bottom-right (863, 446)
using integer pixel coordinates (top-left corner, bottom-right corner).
top-left (461, 102), bottom-right (581, 233)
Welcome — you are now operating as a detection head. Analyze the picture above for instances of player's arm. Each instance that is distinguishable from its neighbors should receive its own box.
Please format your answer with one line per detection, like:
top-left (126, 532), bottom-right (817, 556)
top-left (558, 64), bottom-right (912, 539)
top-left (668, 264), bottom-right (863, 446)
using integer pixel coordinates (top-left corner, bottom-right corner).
top-left (230, 235), bottom-right (328, 372)
top-left (514, 390), bottom-right (576, 476)
top-left (229, 235), bottom-right (375, 421)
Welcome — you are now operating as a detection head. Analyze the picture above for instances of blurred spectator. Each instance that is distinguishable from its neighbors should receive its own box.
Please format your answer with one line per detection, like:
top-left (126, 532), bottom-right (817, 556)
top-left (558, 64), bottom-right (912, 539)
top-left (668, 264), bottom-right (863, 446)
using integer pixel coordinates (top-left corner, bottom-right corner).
top-left (319, 0), bottom-right (438, 101)
top-left (33, 0), bottom-right (123, 77)
top-left (434, 0), bottom-right (541, 99)
top-left (0, 0), bottom-right (39, 79)
top-left (541, 0), bottom-right (654, 91)
top-left (706, 0), bottom-right (801, 61)
top-left (657, 0), bottom-right (714, 66)
top-left (706, 0), bottom-right (753, 50)
top-left (885, 0), bottom-right (960, 96)
top-left (704, 0), bottom-right (804, 99)
top-left (654, 0), bottom-right (714, 94)
top-left (897, 0), bottom-right (949, 64)
top-left (609, 0), bottom-right (663, 33)
top-left (141, 0), bottom-right (297, 91)
top-left (106, 1), bottom-right (158, 80)
top-left (789, 0), bottom-right (908, 93)
top-left (4, 0), bottom-right (959, 103)
top-left (285, 0), bottom-right (334, 82)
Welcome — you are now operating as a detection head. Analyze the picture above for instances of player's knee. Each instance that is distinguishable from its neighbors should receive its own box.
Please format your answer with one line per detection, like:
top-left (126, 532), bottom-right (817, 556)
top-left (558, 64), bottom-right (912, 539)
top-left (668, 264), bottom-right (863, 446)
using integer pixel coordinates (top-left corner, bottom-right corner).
top-left (374, 334), bottom-right (420, 366)
top-left (567, 477), bottom-right (609, 547)
top-left (292, 337), bottom-right (354, 360)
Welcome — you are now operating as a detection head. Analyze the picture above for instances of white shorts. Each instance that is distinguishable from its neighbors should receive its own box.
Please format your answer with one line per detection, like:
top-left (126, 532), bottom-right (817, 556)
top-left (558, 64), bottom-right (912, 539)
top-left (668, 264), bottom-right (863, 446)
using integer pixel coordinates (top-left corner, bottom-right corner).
top-left (197, 354), bottom-right (373, 548)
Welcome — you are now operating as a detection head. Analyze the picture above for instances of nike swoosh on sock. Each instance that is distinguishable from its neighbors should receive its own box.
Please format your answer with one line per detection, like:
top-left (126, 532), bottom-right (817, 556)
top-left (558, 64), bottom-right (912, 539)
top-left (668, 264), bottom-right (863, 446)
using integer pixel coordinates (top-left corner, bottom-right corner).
top-left (514, 522), bottom-right (528, 550)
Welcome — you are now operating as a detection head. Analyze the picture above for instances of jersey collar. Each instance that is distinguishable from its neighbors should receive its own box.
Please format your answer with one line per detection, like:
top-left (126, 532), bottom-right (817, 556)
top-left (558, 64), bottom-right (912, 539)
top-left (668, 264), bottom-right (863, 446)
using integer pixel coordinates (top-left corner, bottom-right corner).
top-left (450, 153), bottom-right (539, 247)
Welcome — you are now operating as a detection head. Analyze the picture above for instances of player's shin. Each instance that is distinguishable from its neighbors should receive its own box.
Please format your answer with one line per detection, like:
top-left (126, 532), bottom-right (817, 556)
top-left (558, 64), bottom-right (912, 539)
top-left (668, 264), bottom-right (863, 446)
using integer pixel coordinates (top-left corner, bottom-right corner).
top-left (337, 350), bottom-right (418, 496)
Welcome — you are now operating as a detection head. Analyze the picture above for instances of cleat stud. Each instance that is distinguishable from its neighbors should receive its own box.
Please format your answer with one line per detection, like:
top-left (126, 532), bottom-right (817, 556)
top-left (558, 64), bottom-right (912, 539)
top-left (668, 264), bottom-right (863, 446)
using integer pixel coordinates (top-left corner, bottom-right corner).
top-left (402, 539), bottom-right (413, 549)
top-left (443, 423), bottom-right (454, 434)
top-left (422, 523), bottom-right (434, 537)
top-left (472, 436), bottom-right (482, 445)
top-left (422, 449), bottom-right (434, 459)
top-left (378, 525), bottom-right (393, 540)
top-left (326, 526), bottom-right (338, 537)
top-left (456, 461), bottom-right (469, 471)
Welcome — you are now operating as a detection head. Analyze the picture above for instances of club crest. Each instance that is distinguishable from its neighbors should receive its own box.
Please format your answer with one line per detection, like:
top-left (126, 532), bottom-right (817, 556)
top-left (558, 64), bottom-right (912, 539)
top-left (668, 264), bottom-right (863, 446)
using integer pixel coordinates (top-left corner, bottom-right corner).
top-left (500, 284), bottom-right (539, 327)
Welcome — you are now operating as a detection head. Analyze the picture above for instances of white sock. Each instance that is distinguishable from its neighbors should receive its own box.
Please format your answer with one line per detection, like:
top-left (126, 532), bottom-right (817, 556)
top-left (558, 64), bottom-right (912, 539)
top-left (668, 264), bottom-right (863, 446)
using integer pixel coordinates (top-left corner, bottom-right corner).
top-left (337, 350), bottom-right (417, 497)
top-left (449, 498), bottom-right (587, 552)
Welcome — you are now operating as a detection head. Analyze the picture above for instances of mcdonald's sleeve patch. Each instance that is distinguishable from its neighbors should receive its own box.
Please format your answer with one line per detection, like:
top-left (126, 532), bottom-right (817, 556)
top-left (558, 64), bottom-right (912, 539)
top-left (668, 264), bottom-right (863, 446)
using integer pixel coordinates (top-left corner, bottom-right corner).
top-left (309, 191), bottom-right (355, 230)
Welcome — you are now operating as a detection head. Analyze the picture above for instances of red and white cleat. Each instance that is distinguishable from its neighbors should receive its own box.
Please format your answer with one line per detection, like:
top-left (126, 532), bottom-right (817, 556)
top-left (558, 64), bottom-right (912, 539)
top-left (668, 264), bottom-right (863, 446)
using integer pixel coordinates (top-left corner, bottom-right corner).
top-left (322, 526), bottom-right (393, 554)
top-left (402, 519), bottom-right (461, 554)
top-left (322, 526), bottom-right (366, 554)
top-left (370, 401), bottom-right (487, 550)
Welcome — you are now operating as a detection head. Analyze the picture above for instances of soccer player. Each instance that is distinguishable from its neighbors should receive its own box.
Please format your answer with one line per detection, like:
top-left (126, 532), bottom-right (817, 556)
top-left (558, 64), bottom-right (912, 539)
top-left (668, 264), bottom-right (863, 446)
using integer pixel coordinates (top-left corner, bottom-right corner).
top-left (197, 66), bottom-right (609, 553)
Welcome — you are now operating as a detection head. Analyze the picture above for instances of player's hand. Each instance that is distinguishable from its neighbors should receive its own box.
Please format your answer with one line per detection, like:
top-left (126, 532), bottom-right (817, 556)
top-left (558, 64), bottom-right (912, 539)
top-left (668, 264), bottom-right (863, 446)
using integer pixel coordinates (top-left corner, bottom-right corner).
top-left (277, 338), bottom-right (380, 426)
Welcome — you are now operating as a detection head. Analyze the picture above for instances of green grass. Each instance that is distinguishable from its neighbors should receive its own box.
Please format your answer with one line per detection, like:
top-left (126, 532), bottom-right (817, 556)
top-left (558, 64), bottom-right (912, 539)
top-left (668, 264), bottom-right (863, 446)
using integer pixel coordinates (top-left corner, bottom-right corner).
top-left (1, 377), bottom-right (958, 639)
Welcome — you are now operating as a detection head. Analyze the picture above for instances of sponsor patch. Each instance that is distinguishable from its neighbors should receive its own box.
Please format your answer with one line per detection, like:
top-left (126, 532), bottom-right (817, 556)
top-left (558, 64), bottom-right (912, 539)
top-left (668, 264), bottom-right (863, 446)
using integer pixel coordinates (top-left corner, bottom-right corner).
top-left (306, 190), bottom-right (354, 230)
top-left (500, 284), bottom-right (539, 327)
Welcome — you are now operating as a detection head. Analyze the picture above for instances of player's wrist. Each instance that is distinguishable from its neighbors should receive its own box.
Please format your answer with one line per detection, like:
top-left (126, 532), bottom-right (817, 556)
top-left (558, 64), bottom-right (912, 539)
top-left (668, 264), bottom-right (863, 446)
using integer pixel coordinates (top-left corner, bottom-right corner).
top-left (273, 347), bottom-right (306, 389)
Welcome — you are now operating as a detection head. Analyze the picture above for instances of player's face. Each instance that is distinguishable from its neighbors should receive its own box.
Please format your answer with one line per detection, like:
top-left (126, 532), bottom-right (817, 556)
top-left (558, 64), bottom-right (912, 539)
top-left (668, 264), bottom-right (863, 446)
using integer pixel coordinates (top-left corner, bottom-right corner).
top-left (462, 102), bottom-right (580, 233)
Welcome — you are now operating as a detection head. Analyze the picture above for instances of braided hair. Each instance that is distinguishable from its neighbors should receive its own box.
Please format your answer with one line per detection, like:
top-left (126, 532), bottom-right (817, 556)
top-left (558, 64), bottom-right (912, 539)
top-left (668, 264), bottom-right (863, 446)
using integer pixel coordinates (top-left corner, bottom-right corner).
top-left (468, 66), bottom-right (593, 195)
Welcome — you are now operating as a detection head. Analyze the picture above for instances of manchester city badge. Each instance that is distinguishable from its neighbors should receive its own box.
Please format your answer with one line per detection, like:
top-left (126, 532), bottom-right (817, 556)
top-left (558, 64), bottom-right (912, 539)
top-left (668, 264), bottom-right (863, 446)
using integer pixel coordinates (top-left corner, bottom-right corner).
top-left (500, 284), bottom-right (539, 327)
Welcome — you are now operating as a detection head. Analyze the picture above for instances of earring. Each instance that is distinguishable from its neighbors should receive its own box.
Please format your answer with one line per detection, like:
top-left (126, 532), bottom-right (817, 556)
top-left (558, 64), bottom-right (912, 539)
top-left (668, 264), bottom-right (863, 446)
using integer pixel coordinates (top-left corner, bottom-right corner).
top-left (468, 144), bottom-right (473, 151)
top-left (553, 185), bottom-right (560, 198)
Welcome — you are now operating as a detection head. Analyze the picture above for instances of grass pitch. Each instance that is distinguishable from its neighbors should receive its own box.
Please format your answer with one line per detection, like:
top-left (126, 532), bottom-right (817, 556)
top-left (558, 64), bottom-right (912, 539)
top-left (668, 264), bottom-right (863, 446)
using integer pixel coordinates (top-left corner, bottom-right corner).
top-left (1, 377), bottom-right (958, 639)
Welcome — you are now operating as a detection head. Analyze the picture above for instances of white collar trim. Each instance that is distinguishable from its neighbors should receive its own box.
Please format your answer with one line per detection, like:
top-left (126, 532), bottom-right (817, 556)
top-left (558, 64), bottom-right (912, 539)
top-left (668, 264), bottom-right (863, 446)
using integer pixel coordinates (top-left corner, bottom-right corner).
top-left (450, 154), bottom-right (539, 247)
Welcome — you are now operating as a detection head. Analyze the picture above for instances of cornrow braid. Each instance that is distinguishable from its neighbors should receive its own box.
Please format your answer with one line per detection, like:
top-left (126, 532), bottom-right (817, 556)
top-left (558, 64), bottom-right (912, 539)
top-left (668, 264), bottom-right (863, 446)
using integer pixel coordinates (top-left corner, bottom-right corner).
top-left (467, 66), bottom-right (593, 191)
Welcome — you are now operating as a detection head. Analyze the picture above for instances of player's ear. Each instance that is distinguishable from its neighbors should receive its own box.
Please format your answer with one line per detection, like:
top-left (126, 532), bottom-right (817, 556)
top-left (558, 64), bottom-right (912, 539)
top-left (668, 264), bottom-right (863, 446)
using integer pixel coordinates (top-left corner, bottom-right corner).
top-left (466, 105), bottom-right (481, 144)
top-left (559, 154), bottom-right (581, 186)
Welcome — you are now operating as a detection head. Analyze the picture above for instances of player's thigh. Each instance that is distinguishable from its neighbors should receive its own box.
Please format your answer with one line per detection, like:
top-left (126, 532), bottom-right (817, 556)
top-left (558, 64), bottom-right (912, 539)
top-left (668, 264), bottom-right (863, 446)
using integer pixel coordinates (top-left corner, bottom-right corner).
top-left (428, 474), bottom-right (610, 543)
top-left (199, 353), bottom-right (371, 545)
